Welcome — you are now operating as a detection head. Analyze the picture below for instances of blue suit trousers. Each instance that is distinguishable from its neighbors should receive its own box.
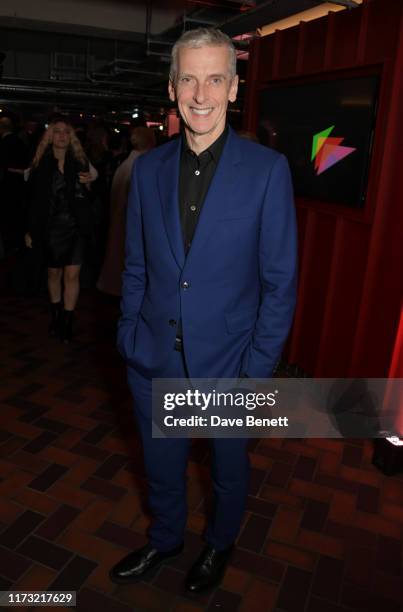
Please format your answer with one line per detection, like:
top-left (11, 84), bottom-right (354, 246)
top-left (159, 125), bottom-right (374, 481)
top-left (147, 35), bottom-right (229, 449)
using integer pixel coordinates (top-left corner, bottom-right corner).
top-left (127, 351), bottom-right (250, 552)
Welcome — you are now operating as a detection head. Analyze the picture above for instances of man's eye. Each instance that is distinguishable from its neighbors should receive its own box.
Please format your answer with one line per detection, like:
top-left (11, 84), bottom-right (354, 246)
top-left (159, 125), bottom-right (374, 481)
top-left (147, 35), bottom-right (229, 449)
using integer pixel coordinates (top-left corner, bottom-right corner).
top-left (212, 78), bottom-right (222, 85)
top-left (180, 77), bottom-right (191, 83)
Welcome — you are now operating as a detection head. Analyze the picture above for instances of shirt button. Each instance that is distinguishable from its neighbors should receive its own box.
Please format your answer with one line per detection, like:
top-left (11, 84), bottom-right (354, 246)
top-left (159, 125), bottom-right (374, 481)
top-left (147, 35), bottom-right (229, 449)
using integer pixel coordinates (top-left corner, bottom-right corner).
top-left (168, 319), bottom-right (177, 327)
top-left (195, 170), bottom-right (200, 176)
top-left (190, 205), bottom-right (196, 212)
top-left (181, 281), bottom-right (190, 289)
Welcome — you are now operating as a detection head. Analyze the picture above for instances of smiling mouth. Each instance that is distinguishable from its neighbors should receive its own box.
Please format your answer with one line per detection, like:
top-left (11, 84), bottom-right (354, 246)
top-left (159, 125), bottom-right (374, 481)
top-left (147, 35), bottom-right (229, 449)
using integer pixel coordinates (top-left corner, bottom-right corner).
top-left (190, 108), bottom-right (213, 116)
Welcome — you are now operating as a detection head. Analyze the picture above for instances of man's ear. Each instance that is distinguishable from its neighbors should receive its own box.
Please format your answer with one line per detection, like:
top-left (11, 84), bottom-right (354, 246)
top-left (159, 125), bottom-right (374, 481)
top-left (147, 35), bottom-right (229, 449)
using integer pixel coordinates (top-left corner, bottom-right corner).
top-left (228, 74), bottom-right (239, 103)
top-left (168, 79), bottom-right (176, 102)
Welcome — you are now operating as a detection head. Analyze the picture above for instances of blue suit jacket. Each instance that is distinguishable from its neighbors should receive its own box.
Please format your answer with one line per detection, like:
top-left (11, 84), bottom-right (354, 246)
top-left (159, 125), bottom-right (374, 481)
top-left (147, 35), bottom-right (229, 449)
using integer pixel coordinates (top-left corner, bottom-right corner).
top-left (117, 127), bottom-right (298, 379)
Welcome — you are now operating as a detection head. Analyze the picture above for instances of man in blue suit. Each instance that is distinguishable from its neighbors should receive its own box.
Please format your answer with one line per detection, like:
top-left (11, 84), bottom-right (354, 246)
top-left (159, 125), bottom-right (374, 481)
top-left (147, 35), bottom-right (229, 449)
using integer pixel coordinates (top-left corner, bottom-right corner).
top-left (110, 27), bottom-right (297, 592)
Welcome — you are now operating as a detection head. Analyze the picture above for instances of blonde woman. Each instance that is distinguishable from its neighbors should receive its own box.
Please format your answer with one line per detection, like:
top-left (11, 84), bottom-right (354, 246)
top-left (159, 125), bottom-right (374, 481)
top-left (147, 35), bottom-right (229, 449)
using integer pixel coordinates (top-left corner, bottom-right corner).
top-left (25, 118), bottom-right (97, 342)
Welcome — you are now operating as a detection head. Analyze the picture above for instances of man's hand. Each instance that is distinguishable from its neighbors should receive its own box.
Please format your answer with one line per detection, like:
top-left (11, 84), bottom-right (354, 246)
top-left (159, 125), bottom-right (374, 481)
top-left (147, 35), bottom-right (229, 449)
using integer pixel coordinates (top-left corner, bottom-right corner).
top-left (24, 233), bottom-right (32, 249)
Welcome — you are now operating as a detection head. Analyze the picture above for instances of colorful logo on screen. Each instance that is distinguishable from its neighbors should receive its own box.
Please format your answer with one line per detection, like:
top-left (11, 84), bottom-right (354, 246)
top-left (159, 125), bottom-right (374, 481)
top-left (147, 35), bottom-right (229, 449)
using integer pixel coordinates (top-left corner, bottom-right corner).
top-left (311, 126), bottom-right (356, 175)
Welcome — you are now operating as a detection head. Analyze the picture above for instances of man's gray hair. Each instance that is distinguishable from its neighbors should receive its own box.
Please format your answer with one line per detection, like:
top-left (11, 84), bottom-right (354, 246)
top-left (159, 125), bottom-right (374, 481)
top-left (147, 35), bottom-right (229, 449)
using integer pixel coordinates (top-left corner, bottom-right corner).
top-left (169, 27), bottom-right (237, 84)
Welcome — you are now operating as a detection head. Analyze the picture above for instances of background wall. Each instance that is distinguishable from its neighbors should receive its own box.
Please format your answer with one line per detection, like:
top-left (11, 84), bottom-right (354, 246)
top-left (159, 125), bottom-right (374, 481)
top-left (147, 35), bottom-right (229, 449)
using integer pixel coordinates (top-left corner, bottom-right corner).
top-left (244, 0), bottom-right (403, 377)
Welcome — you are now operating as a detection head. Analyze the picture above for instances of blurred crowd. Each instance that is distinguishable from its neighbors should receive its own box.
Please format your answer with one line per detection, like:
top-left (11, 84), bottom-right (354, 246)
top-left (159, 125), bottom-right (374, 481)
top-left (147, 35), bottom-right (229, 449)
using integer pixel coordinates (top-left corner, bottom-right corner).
top-left (0, 114), bottom-right (159, 298)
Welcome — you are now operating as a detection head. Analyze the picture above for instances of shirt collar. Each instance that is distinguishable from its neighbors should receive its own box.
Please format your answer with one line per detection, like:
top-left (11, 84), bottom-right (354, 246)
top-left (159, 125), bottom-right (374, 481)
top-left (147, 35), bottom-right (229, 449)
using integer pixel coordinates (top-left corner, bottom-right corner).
top-left (181, 124), bottom-right (229, 163)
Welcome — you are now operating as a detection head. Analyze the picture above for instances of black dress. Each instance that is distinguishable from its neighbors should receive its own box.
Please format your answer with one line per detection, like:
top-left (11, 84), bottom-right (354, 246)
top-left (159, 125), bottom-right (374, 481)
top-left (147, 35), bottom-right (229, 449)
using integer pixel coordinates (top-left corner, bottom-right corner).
top-left (46, 169), bottom-right (84, 268)
top-left (27, 149), bottom-right (92, 270)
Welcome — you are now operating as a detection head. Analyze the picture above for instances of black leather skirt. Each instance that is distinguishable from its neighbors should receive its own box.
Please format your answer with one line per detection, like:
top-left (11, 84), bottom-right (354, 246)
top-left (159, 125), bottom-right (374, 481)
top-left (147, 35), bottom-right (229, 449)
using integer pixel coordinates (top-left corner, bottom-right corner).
top-left (46, 212), bottom-right (84, 268)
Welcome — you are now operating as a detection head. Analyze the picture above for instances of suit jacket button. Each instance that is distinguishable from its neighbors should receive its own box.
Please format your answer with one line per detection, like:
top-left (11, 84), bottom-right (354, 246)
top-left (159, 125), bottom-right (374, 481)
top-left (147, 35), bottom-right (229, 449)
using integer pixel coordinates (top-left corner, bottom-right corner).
top-left (181, 281), bottom-right (190, 289)
top-left (169, 319), bottom-right (177, 327)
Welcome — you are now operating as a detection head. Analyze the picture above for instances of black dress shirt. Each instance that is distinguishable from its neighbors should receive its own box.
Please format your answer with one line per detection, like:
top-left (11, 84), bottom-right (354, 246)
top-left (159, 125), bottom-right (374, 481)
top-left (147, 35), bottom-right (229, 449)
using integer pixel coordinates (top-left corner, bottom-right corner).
top-left (175, 126), bottom-right (228, 346)
top-left (179, 125), bottom-right (228, 254)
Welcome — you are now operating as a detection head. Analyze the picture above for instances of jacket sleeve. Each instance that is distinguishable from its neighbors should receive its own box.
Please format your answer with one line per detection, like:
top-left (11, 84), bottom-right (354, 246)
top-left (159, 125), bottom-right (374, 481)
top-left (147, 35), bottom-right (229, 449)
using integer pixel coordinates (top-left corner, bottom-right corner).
top-left (116, 158), bottom-right (146, 363)
top-left (243, 154), bottom-right (298, 378)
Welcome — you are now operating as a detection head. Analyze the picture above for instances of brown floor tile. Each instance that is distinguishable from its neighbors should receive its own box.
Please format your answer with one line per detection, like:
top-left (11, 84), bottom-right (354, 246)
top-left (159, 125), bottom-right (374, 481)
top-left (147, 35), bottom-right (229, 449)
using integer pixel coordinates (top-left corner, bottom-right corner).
top-left (80, 476), bottom-right (126, 501)
top-left (0, 471), bottom-right (35, 496)
top-left (356, 483), bottom-right (380, 513)
top-left (12, 562), bottom-right (57, 591)
top-left (341, 583), bottom-right (401, 612)
top-left (186, 512), bottom-right (206, 535)
top-left (265, 541), bottom-right (316, 571)
top-left (76, 587), bottom-right (134, 612)
top-left (47, 479), bottom-right (97, 509)
top-left (172, 600), bottom-right (205, 612)
top-left (375, 535), bottom-right (402, 575)
top-left (288, 478), bottom-right (333, 503)
top-left (344, 546), bottom-right (375, 586)
top-left (16, 535), bottom-right (73, 570)
top-left (114, 579), bottom-right (177, 610)
top-left (342, 444), bottom-right (363, 468)
top-left (109, 493), bottom-right (143, 527)
top-left (240, 578), bottom-right (278, 612)
top-left (318, 451), bottom-right (340, 476)
top-left (380, 500), bottom-right (403, 525)
top-left (0, 435), bottom-right (29, 457)
top-left (71, 441), bottom-right (111, 461)
top-left (221, 565), bottom-right (251, 594)
top-left (260, 485), bottom-right (303, 508)
top-left (94, 453), bottom-right (128, 480)
top-left (339, 465), bottom-right (381, 487)
top-left (283, 440), bottom-right (320, 459)
top-left (300, 499), bottom-right (328, 532)
top-left (6, 450), bottom-right (50, 474)
top-left (328, 491), bottom-right (357, 523)
top-left (11, 487), bottom-right (61, 516)
top-left (352, 510), bottom-right (401, 539)
top-left (245, 495), bottom-right (277, 518)
top-left (0, 497), bottom-right (24, 524)
top-left (382, 479), bottom-right (403, 505)
top-left (23, 431), bottom-right (59, 454)
top-left (231, 548), bottom-right (285, 583)
top-left (0, 546), bottom-right (32, 581)
top-left (296, 530), bottom-right (344, 560)
top-left (38, 445), bottom-right (79, 467)
top-left (276, 566), bottom-right (312, 612)
top-left (28, 463), bottom-right (69, 492)
top-left (269, 507), bottom-right (302, 544)
top-left (0, 509), bottom-right (45, 549)
top-left (311, 555), bottom-right (344, 601)
top-left (48, 555), bottom-right (98, 591)
top-left (266, 461), bottom-right (294, 488)
top-left (96, 520), bottom-right (146, 550)
top-left (152, 564), bottom-right (186, 595)
top-left (292, 455), bottom-right (317, 481)
top-left (324, 520), bottom-right (377, 547)
top-left (35, 504), bottom-right (80, 540)
top-left (207, 588), bottom-right (242, 611)
top-left (237, 514), bottom-right (272, 553)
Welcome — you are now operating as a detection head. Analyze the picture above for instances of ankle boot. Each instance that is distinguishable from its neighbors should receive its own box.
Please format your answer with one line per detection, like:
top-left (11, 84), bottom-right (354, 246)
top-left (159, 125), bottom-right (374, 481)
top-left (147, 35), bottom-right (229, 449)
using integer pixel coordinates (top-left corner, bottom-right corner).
top-left (49, 302), bottom-right (62, 337)
top-left (60, 310), bottom-right (74, 344)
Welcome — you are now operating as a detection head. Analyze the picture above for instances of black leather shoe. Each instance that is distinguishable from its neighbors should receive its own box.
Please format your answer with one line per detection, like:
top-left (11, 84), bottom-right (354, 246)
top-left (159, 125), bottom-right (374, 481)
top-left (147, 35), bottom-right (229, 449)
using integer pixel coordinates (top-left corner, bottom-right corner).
top-left (185, 544), bottom-right (234, 593)
top-left (109, 542), bottom-right (184, 584)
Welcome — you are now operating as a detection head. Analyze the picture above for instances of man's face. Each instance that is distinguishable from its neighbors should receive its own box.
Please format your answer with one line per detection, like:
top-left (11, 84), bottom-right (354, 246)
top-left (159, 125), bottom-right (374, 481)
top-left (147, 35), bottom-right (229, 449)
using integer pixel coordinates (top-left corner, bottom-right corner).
top-left (168, 45), bottom-right (238, 144)
top-left (52, 122), bottom-right (70, 150)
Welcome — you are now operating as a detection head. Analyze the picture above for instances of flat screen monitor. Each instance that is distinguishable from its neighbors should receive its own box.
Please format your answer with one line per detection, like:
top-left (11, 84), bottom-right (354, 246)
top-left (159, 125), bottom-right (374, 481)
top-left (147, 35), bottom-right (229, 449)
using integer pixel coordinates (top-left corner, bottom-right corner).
top-left (257, 75), bottom-right (379, 207)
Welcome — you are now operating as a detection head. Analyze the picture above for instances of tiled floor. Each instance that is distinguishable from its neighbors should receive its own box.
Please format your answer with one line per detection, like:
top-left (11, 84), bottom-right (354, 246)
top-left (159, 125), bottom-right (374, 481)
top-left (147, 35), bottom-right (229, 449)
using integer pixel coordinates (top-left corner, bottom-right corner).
top-left (0, 287), bottom-right (402, 611)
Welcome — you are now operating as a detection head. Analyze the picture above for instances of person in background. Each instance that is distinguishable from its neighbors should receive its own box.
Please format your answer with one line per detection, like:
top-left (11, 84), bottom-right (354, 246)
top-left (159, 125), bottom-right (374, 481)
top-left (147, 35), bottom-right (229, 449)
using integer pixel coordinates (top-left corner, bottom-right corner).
top-left (0, 116), bottom-right (29, 253)
top-left (96, 126), bottom-right (156, 297)
top-left (24, 118), bottom-right (97, 342)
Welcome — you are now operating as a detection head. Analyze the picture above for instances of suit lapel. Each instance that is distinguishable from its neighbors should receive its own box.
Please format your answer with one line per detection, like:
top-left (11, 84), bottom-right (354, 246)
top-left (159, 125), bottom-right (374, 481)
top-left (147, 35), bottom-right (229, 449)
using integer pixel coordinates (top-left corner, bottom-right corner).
top-left (184, 127), bottom-right (242, 268)
top-left (158, 138), bottom-right (185, 269)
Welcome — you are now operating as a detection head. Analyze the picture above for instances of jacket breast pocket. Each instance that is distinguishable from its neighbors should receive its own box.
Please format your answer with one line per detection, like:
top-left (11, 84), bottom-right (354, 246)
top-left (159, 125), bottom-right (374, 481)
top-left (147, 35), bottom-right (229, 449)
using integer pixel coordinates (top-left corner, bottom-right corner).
top-left (225, 307), bottom-right (257, 334)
